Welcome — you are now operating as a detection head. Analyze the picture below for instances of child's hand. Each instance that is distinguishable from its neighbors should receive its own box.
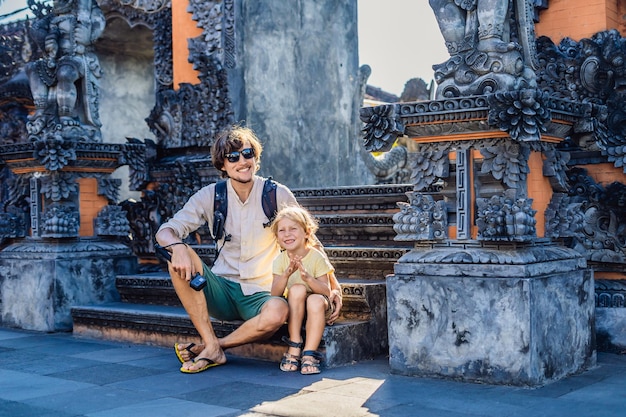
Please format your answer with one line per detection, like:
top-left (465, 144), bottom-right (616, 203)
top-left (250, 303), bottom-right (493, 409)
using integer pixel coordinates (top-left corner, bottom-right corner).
top-left (297, 262), bottom-right (313, 282)
top-left (286, 255), bottom-right (301, 276)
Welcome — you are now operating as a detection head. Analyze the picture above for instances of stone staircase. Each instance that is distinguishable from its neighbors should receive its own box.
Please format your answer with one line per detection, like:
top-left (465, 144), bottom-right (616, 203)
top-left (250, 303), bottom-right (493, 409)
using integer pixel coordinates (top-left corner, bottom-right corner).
top-left (72, 184), bottom-right (412, 367)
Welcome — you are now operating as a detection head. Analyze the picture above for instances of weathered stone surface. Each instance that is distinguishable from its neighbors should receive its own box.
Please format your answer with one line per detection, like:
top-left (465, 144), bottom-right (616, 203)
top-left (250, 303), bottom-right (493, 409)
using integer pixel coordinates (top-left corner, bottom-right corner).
top-left (0, 240), bottom-right (136, 331)
top-left (239, 0), bottom-right (371, 187)
top-left (596, 307), bottom-right (626, 352)
top-left (72, 279), bottom-right (388, 367)
top-left (387, 253), bottom-right (595, 386)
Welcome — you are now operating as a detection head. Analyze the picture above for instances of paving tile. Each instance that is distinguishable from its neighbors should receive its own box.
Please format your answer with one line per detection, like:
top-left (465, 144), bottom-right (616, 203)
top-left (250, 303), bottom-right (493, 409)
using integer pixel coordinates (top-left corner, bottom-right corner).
top-left (0, 399), bottom-right (79, 417)
top-left (107, 368), bottom-right (232, 396)
top-left (84, 396), bottom-right (238, 417)
top-left (176, 381), bottom-right (301, 410)
top-left (71, 344), bottom-right (172, 363)
top-left (369, 403), bottom-right (485, 417)
top-left (1, 327), bottom-right (626, 417)
top-left (0, 369), bottom-right (95, 401)
top-left (0, 329), bottom-right (39, 341)
top-left (0, 334), bottom-right (109, 358)
top-left (2, 353), bottom-right (105, 376)
top-left (47, 362), bottom-right (166, 385)
top-left (27, 385), bottom-right (164, 415)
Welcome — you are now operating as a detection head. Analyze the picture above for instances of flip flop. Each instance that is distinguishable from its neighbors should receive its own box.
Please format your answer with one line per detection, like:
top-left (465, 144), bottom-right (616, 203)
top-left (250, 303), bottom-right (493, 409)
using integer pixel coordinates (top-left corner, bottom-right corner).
top-left (180, 357), bottom-right (222, 374)
top-left (174, 342), bottom-right (198, 364)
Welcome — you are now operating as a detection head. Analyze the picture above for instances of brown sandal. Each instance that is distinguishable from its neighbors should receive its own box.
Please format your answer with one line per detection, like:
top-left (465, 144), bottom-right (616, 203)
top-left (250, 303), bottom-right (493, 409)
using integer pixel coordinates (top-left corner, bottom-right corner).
top-left (280, 336), bottom-right (303, 372)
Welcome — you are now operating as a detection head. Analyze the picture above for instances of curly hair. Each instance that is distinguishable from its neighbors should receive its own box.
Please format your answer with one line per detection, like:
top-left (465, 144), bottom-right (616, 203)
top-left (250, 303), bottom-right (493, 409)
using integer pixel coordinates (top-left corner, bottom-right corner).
top-left (211, 125), bottom-right (263, 178)
top-left (270, 205), bottom-right (319, 247)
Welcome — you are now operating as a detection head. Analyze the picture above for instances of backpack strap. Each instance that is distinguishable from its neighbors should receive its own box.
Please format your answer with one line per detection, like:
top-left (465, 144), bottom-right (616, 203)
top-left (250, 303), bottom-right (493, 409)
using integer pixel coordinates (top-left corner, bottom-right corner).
top-left (213, 180), bottom-right (228, 240)
top-left (262, 177), bottom-right (278, 228)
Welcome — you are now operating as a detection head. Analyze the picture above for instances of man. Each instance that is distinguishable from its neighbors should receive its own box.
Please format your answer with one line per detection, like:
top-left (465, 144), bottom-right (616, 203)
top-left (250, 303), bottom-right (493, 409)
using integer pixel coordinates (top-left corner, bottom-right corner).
top-left (156, 125), bottom-right (342, 373)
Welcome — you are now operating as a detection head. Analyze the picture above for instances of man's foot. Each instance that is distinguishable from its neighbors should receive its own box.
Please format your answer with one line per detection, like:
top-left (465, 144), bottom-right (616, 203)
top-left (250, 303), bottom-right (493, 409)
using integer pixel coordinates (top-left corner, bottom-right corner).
top-left (174, 342), bottom-right (203, 363)
top-left (180, 345), bottom-right (227, 373)
top-left (180, 357), bottom-right (223, 374)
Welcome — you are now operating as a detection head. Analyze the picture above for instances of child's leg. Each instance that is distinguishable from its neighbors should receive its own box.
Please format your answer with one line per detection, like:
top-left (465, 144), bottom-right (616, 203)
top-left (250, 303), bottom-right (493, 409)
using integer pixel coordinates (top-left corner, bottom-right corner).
top-left (281, 284), bottom-right (307, 371)
top-left (301, 293), bottom-right (329, 375)
top-left (287, 284), bottom-right (307, 343)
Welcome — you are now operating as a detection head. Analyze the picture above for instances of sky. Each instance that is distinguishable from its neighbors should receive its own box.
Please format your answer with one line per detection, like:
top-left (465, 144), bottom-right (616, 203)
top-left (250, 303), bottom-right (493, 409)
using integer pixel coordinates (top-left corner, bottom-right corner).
top-left (0, 0), bottom-right (448, 97)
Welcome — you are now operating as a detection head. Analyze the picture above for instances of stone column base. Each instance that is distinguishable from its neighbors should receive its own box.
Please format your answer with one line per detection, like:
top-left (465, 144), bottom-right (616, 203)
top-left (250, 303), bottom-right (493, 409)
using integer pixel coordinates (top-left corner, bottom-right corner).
top-left (388, 243), bottom-right (596, 387)
top-left (0, 239), bottom-right (136, 331)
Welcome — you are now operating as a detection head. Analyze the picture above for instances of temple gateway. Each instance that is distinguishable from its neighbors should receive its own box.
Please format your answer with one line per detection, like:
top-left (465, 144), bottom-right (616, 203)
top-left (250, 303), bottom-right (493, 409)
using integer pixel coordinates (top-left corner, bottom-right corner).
top-left (1, 0), bottom-right (626, 387)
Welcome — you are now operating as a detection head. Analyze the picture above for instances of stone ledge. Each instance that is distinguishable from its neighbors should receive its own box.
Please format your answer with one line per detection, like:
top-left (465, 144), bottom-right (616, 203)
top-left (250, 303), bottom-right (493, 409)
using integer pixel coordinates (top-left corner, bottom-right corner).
top-left (71, 302), bottom-right (386, 367)
top-left (115, 274), bottom-right (388, 321)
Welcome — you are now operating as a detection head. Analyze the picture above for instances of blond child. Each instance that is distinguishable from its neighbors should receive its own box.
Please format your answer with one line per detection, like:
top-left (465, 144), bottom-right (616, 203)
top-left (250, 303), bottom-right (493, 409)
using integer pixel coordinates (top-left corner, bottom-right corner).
top-left (270, 206), bottom-right (335, 375)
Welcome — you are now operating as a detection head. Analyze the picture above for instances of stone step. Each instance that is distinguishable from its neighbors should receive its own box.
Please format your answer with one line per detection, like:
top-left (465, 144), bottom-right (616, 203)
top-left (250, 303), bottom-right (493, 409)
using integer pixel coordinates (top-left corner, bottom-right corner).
top-left (115, 273), bottom-right (387, 322)
top-left (71, 300), bottom-right (387, 367)
top-left (293, 184), bottom-right (412, 214)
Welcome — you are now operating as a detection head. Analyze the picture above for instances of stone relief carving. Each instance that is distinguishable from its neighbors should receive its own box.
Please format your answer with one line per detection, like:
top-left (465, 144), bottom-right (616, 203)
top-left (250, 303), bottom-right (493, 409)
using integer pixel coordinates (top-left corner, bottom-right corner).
top-left (536, 31), bottom-right (626, 172)
top-left (145, 1), bottom-right (234, 149)
top-left (41, 203), bottom-right (80, 237)
top-left (596, 280), bottom-right (626, 308)
top-left (117, 0), bottom-right (169, 13)
top-left (475, 189), bottom-right (536, 241)
top-left (428, 0), bottom-right (539, 98)
top-left (95, 205), bottom-right (130, 237)
top-left (360, 104), bottom-right (404, 153)
top-left (544, 193), bottom-right (583, 240)
top-left (566, 168), bottom-right (626, 263)
top-left (479, 141), bottom-right (529, 190)
top-left (0, 167), bottom-right (28, 240)
top-left (486, 88), bottom-right (551, 142)
top-left (25, 0), bottom-right (105, 142)
top-left (409, 144), bottom-right (450, 192)
top-left (393, 193), bottom-right (448, 241)
top-left (98, 0), bottom-right (173, 88)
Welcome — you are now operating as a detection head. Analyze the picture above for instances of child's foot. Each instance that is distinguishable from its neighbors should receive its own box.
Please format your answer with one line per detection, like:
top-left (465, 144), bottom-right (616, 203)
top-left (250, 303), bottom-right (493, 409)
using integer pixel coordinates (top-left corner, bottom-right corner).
top-left (300, 350), bottom-right (323, 375)
top-left (280, 337), bottom-right (303, 372)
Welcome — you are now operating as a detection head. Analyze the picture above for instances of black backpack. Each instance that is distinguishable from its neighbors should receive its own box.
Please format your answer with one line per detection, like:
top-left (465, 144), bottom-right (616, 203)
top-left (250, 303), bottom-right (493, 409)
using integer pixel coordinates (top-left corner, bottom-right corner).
top-left (211, 178), bottom-right (278, 241)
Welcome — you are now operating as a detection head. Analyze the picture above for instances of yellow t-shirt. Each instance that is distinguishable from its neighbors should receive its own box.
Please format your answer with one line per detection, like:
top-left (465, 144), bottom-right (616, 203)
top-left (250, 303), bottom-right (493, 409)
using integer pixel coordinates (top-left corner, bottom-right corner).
top-left (272, 247), bottom-right (334, 295)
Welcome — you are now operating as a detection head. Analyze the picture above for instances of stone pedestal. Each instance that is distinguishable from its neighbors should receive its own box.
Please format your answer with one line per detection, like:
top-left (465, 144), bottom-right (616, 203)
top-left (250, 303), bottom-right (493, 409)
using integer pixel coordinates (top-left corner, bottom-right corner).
top-left (387, 243), bottom-right (596, 387)
top-left (0, 239), bottom-right (136, 331)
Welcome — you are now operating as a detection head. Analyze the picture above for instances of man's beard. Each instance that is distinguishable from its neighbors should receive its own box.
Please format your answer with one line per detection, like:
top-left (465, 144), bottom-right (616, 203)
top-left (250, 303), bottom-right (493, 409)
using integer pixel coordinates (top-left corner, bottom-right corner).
top-left (230, 175), bottom-right (252, 184)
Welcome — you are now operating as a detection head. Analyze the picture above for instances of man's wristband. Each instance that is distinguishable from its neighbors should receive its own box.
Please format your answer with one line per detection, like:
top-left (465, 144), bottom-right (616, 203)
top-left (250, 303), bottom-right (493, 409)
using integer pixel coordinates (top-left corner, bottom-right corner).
top-left (163, 242), bottom-right (187, 249)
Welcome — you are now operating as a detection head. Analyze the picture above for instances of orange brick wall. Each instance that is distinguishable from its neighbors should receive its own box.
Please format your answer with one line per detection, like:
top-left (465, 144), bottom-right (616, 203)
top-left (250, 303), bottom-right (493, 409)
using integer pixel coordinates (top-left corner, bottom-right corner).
top-left (527, 152), bottom-right (552, 238)
top-left (580, 163), bottom-right (626, 187)
top-left (535, 0), bottom-right (623, 41)
top-left (172, 0), bottom-right (203, 88)
top-left (78, 177), bottom-right (108, 237)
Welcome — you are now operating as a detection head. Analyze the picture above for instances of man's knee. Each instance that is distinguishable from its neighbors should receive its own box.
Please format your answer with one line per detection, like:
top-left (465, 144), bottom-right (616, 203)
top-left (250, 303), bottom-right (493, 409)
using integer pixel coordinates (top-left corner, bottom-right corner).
top-left (259, 298), bottom-right (288, 330)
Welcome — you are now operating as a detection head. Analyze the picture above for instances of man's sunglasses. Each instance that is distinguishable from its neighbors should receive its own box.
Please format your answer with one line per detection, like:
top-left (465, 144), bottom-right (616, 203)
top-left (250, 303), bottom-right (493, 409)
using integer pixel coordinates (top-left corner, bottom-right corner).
top-left (225, 148), bottom-right (255, 163)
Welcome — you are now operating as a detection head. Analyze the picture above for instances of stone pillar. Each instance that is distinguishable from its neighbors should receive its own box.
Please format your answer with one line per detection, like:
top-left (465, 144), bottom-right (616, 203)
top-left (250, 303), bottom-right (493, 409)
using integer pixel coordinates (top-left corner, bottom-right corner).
top-left (387, 244), bottom-right (595, 386)
top-left (0, 240), bottom-right (135, 331)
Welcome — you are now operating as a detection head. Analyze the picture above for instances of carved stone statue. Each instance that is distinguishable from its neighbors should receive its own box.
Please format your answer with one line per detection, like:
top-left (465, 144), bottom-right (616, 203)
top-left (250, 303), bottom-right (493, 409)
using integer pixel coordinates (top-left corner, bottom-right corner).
top-left (25, 0), bottom-right (105, 140)
top-left (429, 0), bottom-right (537, 97)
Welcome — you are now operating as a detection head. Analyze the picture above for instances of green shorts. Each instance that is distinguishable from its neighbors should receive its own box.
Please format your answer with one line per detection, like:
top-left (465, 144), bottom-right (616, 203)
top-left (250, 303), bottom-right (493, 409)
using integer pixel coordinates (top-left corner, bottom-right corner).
top-left (201, 263), bottom-right (281, 321)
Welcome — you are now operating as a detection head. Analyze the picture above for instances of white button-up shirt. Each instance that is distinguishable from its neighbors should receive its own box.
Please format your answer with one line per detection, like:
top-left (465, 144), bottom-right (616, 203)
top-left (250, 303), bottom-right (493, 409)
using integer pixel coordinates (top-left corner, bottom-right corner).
top-left (157, 176), bottom-right (297, 295)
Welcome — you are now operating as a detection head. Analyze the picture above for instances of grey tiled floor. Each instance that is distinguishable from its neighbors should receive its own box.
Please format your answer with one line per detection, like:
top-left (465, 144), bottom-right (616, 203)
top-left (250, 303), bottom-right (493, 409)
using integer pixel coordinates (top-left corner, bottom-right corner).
top-left (1, 327), bottom-right (625, 416)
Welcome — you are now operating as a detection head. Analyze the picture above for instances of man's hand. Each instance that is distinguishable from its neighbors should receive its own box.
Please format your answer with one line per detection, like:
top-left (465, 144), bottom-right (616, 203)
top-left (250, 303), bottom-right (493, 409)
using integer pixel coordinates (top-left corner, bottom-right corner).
top-left (170, 243), bottom-right (194, 282)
